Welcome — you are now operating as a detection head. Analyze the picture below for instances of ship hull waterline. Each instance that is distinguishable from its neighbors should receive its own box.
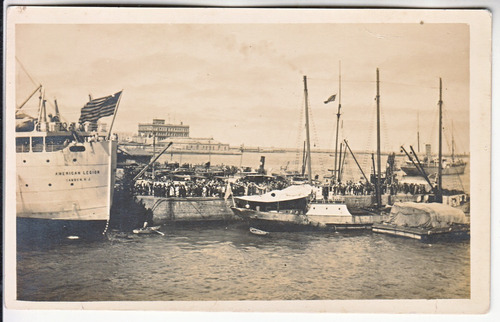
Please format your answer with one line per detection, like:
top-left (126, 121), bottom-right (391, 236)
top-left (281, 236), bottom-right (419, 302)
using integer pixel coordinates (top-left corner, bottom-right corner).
top-left (16, 140), bottom-right (117, 239)
top-left (231, 205), bottom-right (380, 232)
top-left (400, 164), bottom-right (466, 176)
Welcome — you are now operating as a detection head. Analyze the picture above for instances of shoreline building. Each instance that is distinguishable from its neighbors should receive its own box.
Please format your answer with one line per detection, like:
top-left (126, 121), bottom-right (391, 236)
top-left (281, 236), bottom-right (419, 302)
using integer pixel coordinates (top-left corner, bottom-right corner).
top-left (119, 119), bottom-right (241, 157)
top-left (138, 118), bottom-right (189, 140)
top-left (158, 137), bottom-right (232, 154)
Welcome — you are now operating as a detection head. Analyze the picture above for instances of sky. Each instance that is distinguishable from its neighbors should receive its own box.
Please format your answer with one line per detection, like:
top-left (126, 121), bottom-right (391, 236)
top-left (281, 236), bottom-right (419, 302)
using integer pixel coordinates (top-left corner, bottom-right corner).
top-left (15, 22), bottom-right (470, 154)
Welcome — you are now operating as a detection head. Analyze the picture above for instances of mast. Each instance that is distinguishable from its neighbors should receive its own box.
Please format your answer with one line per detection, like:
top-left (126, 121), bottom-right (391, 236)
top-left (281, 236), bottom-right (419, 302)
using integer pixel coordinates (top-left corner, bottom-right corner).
top-left (37, 87), bottom-right (44, 124)
top-left (451, 120), bottom-right (455, 162)
top-left (417, 112), bottom-right (420, 153)
top-left (106, 90), bottom-right (123, 140)
top-left (437, 78), bottom-right (443, 202)
top-left (337, 142), bottom-right (343, 182)
top-left (303, 75), bottom-right (313, 184)
top-left (333, 62), bottom-right (342, 183)
top-left (54, 99), bottom-right (60, 120)
top-left (371, 153), bottom-right (377, 186)
top-left (42, 98), bottom-right (47, 123)
top-left (239, 144), bottom-right (244, 168)
top-left (152, 130), bottom-right (156, 180)
top-left (301, 140), bottom-right (307, 177)
top-left (375, 68), bottom-right (382, 208)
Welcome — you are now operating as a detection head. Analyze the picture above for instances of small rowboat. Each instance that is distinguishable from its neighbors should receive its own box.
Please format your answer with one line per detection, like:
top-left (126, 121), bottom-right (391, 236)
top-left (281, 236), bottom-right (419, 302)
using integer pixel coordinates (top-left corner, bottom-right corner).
top-left (249, 227), bottom-right (269, 236)
top-left (133, 226), bottom-right (164, 235)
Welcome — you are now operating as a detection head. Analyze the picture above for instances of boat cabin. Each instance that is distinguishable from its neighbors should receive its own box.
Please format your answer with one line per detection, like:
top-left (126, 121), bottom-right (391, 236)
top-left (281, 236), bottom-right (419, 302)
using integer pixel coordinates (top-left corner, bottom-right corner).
top-left (234, 196), bottom-right (307, 213)
top-left (15, 119), bottom-right (107, 154)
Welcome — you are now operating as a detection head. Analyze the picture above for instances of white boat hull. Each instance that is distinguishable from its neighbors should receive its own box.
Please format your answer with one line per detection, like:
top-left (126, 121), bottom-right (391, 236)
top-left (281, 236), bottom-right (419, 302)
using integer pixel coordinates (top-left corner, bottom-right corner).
top-left (16, 140), bottom-right (117, 222)
top-left (232, 203), bottom-right (376, 231)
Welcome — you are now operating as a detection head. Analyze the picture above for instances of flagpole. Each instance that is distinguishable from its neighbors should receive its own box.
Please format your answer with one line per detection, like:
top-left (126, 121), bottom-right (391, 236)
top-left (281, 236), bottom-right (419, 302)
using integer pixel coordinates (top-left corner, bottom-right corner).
top-left (106, 90), bottom-right (123, 140)
top-left (333, 61), bottom-right (342, 183)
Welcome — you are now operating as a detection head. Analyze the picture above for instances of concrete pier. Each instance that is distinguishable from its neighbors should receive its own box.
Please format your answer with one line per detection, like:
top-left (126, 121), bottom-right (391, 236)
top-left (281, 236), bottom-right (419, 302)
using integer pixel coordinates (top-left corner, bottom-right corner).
top-left (135, 196), bottom-right (237, 224)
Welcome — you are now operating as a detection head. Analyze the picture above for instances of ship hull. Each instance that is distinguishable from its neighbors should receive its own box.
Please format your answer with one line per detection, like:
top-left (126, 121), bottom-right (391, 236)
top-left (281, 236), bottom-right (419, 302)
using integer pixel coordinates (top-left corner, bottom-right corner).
top-left (16, 140), bottom-right (117, 237)
top-left (231, 203), bottom-right (379, 232)
top-left (401, 164), bottom-right (466, 176)
top-left (17, 217), bottom-right (108, 243)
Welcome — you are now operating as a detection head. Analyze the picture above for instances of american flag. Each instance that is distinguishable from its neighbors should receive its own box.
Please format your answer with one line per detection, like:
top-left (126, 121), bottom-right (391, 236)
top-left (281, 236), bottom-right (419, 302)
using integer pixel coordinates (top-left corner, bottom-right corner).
top-left (78, 91), bottom-right (122, 124)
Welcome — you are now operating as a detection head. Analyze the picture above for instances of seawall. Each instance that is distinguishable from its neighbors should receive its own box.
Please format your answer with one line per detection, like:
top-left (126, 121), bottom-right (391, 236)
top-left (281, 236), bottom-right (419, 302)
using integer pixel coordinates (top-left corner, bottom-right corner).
top-left (135, 196), bottom-right (237, 224)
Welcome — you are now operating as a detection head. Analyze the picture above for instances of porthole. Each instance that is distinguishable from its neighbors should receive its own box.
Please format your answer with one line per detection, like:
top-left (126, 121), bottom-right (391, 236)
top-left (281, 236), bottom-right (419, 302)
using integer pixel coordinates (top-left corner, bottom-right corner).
top-left (73, 158), bottom-right (77, 162)
top-left (23, 160), bottom-right (26, 163)
top-left (48, 183), bottom-right (52, 187)
top-left (46, 159), bottom-right (50, 163)
top-left (25, 184), bottom-right (28, 187)
top-left (70, 183), bottom-right (74, 186)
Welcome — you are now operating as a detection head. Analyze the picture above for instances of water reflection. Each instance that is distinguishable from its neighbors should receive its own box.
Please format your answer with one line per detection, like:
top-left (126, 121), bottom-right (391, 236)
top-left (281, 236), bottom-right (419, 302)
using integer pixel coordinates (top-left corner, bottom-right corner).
top-left (17, 223), bottom-right (470, 301)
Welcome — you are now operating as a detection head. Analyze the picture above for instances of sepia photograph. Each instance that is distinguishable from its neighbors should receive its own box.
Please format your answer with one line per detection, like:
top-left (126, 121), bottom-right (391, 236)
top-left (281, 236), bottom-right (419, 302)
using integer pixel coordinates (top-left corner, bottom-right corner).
top-left (3, 5), bottom-right (492, 317)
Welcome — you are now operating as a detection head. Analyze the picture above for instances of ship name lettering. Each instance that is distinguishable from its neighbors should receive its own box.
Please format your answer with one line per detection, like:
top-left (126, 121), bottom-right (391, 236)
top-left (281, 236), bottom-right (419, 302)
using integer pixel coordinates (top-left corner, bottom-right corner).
top-left (67, 177), bottom-right (91, 182)
top-left (56, 170), bottom-right (100, 176)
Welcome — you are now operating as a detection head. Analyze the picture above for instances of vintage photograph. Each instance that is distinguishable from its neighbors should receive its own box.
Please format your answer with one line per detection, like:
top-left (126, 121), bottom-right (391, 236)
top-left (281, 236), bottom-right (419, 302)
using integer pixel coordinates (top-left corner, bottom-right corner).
top-left (4, 6), bottom-right (491, 314)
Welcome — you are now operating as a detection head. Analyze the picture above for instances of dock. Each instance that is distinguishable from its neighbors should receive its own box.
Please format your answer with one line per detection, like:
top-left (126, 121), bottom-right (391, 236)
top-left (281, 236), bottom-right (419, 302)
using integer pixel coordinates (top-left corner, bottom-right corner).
top-left (135, 195), bottom-right (237, 224)
top-left (372, 223), bottom-right (470, 242)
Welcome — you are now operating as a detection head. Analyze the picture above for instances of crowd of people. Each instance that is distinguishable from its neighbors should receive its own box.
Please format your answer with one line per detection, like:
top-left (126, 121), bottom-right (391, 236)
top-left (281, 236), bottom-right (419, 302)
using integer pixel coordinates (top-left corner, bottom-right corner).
top-left (325, 180), bottom-right (429, 197)
top-left (132, 173), bottom-right (430, 200)
top-left (132, 173), bottom-right (290, 199)
top-left (129, 157), bottom-right (432, 200)
top-left (134, 178), bottom-right (227, 198)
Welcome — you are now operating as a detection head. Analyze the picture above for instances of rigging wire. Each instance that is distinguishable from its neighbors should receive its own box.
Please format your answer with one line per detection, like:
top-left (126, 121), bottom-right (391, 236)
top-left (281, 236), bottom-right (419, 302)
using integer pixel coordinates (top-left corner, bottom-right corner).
top-left (441, 104), bottom-right (466, 193)
top-left (361, 99), bottom-right (377, 176)
top-left (16, 56), bottom-right (39, 88)
top-left (306, 77), bottom-right (440, 90)
top-left (427, 106), bottom-right (439, 150)
top-left (308, 97), bottom-right (327, 177)
top-left (293, 93), bottom-right (305, 173)
top-left (380, 104), bottom-right (391, 154)
top-left (381, 80), bottom-right (439, 90)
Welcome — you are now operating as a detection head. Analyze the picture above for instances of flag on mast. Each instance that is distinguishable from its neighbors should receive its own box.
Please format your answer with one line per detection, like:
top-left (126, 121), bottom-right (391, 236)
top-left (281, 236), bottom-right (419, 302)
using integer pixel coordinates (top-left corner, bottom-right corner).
top-left (324, 94), bottom-right (336, 104)
top-left (79, 91), bottom-right (122, 124)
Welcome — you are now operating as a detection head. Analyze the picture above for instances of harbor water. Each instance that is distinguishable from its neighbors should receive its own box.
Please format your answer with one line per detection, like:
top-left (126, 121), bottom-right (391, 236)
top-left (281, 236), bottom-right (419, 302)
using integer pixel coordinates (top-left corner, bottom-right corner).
top-left (17, 151), bottom-right (470, 301)
top-left (17, 225), bottom-right (469, 301)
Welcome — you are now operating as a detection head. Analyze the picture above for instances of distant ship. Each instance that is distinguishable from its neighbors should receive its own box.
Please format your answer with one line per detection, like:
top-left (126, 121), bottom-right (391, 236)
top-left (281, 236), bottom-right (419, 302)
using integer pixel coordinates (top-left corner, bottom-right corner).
top-left (400, 144), bottom-right (467, 176)
top-left (16, 85), bottom-right (121, 239)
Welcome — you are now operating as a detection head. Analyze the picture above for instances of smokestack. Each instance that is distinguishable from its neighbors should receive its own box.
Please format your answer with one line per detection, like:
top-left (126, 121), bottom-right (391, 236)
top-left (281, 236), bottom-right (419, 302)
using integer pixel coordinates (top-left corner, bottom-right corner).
top-left (259, 156), bottom-right (266, 174)
top-left (425, 144), bottom-right (432, 162)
